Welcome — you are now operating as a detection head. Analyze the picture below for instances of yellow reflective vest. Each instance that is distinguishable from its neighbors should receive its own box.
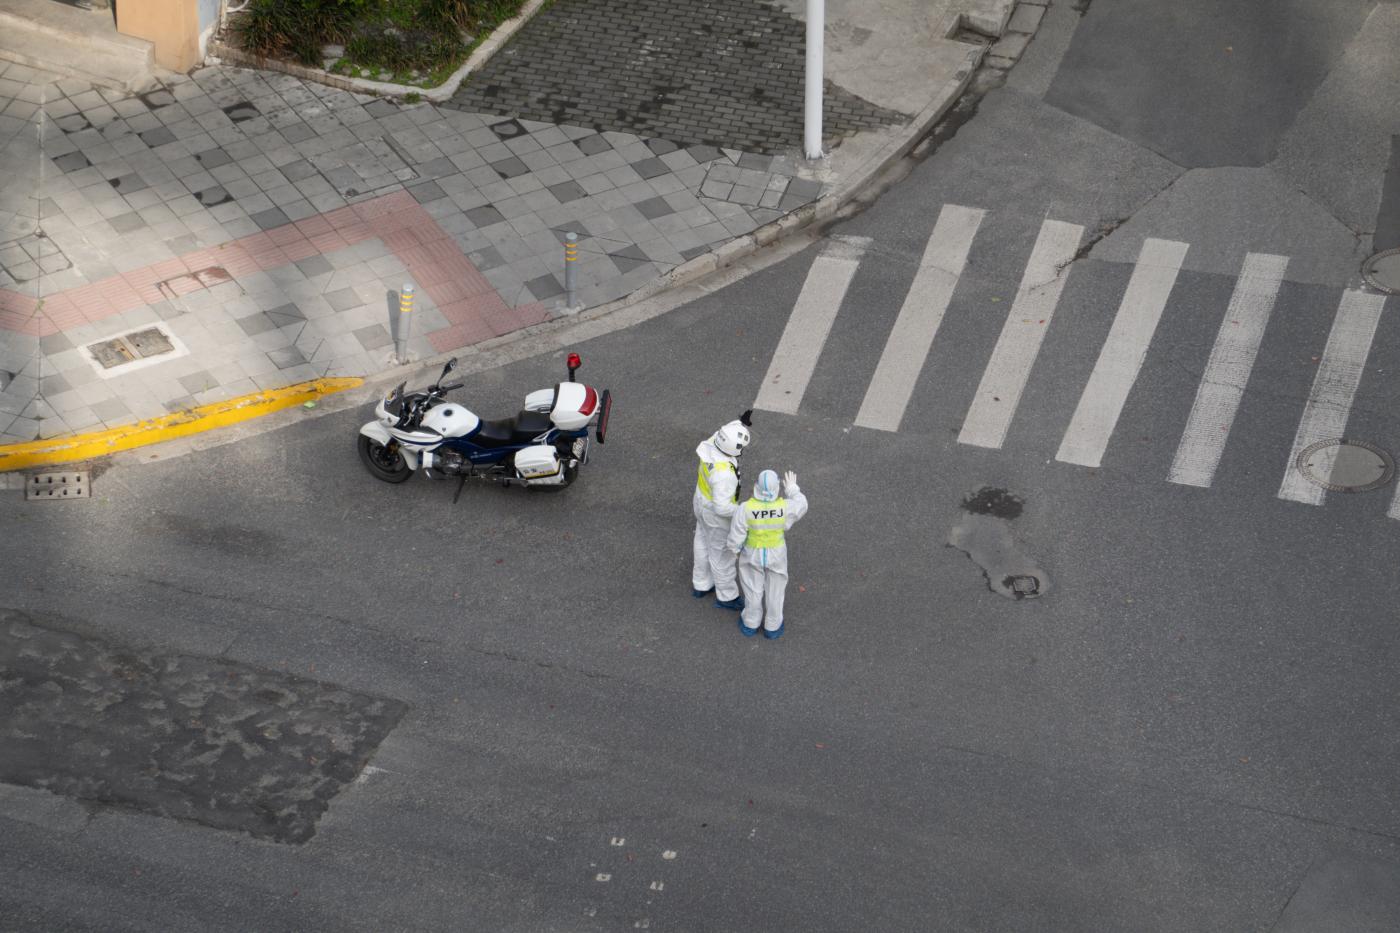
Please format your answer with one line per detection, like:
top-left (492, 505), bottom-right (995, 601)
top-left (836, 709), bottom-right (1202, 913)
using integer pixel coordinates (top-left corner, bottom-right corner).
top-left (696, 459), bottom-right (737, 503)
top-left (742, 497), bottom-right (786, 548)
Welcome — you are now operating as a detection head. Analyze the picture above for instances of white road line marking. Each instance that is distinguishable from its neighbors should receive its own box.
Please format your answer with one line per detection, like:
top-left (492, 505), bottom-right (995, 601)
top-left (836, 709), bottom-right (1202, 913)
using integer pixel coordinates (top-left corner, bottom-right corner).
top-left (1167, 253), bottom-right (1289, 488)
top-left (854, 205), bottom-right (985, 432)
top-left (1390, 473), bottom-right (1400, 521)
top-left (754, 235), bottom-right (871, 414)
top-left (1277, 289), bottom-right (1387, 505)
top-left (958, 218), bottom-right (1083, 449)
top-left (1056, 238), bottom-right (1189, 467)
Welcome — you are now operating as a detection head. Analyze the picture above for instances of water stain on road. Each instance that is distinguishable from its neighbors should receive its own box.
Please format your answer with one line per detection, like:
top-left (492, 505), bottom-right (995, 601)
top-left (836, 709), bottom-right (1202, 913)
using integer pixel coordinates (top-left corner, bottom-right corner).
top-left (0, 608), bottom-right (406, 843)
top-left (948, 487), bottom-right (1049, 600)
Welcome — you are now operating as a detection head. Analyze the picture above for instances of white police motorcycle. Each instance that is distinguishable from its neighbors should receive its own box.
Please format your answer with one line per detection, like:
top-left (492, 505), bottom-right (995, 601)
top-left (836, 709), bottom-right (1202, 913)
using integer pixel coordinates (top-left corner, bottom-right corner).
top-left (358, 352), bottom-right (611, 495)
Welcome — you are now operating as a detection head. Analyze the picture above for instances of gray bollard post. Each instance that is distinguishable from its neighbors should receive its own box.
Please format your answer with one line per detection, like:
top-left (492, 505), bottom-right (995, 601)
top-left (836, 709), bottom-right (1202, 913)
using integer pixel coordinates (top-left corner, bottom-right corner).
top-left (564, 232), bottom-right (578, 312)
top-left (395, 283), bottom-right (414, 364)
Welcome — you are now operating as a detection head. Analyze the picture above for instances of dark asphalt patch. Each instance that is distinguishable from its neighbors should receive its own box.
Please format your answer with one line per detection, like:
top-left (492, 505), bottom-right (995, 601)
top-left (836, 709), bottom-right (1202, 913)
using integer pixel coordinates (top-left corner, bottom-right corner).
top-left (0, 609), bottom-right (407, 844)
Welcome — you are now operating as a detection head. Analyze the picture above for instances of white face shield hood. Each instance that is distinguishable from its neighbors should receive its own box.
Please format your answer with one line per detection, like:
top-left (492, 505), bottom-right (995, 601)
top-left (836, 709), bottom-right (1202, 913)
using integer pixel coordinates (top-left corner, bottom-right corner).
top-left (754, 469), bottom-right (780, 501)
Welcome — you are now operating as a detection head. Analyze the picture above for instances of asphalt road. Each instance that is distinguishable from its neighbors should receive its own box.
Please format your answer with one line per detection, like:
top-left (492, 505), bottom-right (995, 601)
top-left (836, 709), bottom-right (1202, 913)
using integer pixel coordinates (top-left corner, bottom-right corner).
top-left (4, 1), bottom-right (1400, 930)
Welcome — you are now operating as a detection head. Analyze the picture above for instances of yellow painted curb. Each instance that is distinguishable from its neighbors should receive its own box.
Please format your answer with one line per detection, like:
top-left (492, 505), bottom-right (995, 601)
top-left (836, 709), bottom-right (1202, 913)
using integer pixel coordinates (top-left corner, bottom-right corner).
top-left (0, 377), bottom-right (363, 472)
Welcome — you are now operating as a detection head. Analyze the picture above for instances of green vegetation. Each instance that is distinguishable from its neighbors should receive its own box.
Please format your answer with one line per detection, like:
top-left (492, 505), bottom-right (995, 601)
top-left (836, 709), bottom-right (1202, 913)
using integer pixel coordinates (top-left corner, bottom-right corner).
top-left (233, 0), bottom-right (525, 87)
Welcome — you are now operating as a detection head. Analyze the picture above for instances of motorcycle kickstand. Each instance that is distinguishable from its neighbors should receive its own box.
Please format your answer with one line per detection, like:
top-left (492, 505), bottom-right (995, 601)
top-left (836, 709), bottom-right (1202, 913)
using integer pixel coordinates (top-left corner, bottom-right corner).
top-left (452, 473), bottom-right (467, 504)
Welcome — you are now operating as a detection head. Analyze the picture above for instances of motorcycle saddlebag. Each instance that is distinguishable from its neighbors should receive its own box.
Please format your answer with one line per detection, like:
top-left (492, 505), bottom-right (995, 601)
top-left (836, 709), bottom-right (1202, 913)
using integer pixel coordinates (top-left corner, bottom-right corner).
top-left (513, 444), bottom-right (562, 481)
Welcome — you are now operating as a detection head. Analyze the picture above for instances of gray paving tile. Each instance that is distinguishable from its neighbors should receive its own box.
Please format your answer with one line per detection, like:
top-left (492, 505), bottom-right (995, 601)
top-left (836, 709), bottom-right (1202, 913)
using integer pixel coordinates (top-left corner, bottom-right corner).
top-left (268, 346), bottom-right (307, 369)
top-left (265, 303), bottom-right (305, 327)
top-left (324, 287), bottom-right (360, 312)
top-left (249, 206), bottom-right (289, 229)
top-left (109, 212), bottom-right (147, 232)
top-left (408, 180), bottom-right (447, 202)
top-left (178, 370), bottom-right (215, 394)
top-left (634, 196), bottom-right (676, 220)
top-left (465, 204), bottom-right (505, 228)
top-left (295, 255), bottom-right (333, 278)
top-left (353, 324), bottom-right (392, 351)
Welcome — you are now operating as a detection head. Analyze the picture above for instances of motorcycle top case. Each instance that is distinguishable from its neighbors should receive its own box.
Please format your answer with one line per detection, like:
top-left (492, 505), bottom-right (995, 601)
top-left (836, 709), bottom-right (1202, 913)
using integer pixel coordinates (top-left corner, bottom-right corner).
top-left (548, 382), bottom-right (600, 431)
top-left (513, 444), bottom-right (562, 479)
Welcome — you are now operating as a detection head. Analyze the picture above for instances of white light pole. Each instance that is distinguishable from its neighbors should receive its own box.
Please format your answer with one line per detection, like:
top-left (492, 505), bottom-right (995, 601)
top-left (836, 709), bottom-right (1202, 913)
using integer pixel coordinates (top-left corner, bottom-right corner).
top-left (804, 0), bottom-right (824, 160)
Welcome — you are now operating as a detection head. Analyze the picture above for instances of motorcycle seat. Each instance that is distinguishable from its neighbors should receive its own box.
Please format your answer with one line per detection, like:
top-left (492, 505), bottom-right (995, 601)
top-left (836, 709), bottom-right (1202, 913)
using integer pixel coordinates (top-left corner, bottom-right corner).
top-left (472, 410), bottom-right (554, 447)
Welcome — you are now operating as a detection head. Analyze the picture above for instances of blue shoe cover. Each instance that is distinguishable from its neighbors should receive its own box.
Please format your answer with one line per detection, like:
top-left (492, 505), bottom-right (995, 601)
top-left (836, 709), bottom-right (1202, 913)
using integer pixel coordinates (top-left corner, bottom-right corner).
top-left (762, 624), bottom-right (784, 640)
top-left (738, 618), bottom-right (759, 637)
top-left (692, 587), bottom-right (714, 598)
top-left (714, 595), bottom-right (744, 611)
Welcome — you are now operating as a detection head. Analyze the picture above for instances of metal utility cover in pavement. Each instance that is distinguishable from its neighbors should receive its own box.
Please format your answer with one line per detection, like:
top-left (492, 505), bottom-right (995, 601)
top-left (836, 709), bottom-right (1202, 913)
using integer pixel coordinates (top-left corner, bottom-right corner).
top-left (1362, 249), bottom-right (1400, 295)
top-left (87, 326), bottom-right (175, 370)
top-left (1296, 439), bottom-right (1394, 493)
top-left (26, 471), bottom-right (90, 500)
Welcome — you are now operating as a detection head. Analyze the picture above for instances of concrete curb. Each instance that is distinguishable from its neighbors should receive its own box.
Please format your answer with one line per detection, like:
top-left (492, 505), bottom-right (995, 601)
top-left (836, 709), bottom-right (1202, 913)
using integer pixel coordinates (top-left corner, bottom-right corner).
top-left (0, 377), bottom-right (361, 472)
top-left (208, 0), bottom-right (547, 103)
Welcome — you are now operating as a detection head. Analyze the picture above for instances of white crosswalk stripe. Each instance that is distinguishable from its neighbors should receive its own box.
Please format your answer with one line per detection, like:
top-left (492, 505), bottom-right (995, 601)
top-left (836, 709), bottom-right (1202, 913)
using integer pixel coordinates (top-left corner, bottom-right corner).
top-left (754, 235), bottom-right (870, 415)
top-left (1277, 289), bottom-right (1388, 506)
top-left (1167, 253), bottom-right (1290, 488)
top-left (759, 205), bottom-right (1395, 518)
top-left (958, 218), bottom-right (1083, 450)
top-left (855, 204), bottom-right (985, 432)
top-left (1056, 237), bottom-right (1189, 468)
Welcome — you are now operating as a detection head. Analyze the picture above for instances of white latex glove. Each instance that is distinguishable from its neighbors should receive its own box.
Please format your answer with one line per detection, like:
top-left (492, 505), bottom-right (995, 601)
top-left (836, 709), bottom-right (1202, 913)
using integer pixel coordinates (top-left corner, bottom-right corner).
top-left (783, 471), bottom-right (798, 495)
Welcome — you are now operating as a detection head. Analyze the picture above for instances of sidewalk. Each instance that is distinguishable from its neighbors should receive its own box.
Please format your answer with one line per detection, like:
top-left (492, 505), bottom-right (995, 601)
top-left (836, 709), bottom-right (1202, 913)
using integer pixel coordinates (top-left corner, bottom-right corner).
top-left (0, 0), bottom-right (1032, 451)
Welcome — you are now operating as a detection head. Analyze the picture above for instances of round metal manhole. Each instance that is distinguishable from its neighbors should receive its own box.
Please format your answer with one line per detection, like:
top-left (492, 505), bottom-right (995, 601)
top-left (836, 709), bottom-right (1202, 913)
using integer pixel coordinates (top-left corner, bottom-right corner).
top-left (1295, 439), bottom-right (1395, 493)
top-left (1362, 248), bottom-right (1400, 295)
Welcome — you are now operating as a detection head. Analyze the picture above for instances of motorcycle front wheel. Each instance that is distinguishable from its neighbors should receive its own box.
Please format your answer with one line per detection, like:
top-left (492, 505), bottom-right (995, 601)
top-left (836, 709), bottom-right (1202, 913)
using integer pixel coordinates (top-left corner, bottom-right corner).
top-left (358, 435), bottom-right (413, 483)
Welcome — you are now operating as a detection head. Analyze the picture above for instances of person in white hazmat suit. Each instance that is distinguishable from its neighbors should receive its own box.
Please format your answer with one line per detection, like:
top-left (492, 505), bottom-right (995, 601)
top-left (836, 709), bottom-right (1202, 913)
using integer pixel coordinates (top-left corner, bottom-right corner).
top-left (726, 469), bottom-right (808, 639)
top-left (692, 410), bottom-right (753, 610)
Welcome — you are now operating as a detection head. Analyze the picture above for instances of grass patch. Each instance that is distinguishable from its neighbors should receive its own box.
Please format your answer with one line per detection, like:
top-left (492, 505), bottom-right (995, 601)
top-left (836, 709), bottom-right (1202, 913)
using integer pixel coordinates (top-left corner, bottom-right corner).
top-left (232, 0), bottom-right (526, 87)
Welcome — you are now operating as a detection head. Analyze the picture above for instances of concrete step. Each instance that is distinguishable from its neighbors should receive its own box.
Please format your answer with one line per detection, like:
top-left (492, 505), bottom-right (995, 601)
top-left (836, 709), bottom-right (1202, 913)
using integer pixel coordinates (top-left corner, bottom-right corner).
top-left (0, 0), bottom-right (155, 92)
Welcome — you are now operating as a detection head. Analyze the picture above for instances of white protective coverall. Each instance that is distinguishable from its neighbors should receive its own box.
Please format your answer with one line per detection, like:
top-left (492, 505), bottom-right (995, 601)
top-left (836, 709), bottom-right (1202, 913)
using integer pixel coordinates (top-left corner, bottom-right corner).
top-left (726, 471), bottom-right (808, 636)
top-left (692, 438), bottom-right (742, 602)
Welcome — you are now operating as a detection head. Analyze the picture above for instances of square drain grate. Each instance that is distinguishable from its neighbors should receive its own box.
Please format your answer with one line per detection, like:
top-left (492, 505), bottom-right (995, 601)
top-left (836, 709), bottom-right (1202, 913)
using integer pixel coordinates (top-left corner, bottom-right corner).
top-left (88, 326), bottom-right (175, 370)
top-left (27, 471), bottom-right (89, 501)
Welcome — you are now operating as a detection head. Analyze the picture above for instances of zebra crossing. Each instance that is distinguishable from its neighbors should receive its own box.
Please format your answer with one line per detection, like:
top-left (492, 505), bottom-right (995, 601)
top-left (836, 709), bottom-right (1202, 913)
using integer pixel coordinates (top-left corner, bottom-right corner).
top-left (755, 204), bottom-right (1397, 517)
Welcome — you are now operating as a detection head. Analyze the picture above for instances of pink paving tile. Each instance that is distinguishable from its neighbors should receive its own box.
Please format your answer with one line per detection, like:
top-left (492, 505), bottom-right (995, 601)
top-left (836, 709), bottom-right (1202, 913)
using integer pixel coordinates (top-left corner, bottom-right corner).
top-left (428, 319), bottom-right (495, 353)
top-left (246, 244), bottom-right (289, 270)
top-left (410, 263), bottom-right (457, 288)
top-left (338, 222), bottom-right (373, 244)
top-left (436, 299), bottom-right (497, 325)
top-left (323, 206), bottom-right (359, 229)
top-left (379, 209), bottom-right (421, 233)
top-left (180, 248), bottom-right (219, 271)
top-left (420, 278), bottom-right (477, 305)
top-left (217, 249), bottom-right (262, 278)
top-left (121, 267), bottom-right (162, 291)
top-left (513, 301), bottom-right (551, 326)
top-left (0, 290), bottom-right (36, 314)
top-left (281, 238), bottom-right (319, 263)
top-left (148, 257), bottom-right (189, 282)
top-left (308, 231), bottom-right (349, 254)
top-left (422, 239), bottom-right (470, 264)
top-left (165, 275), bottom-right (203, 297)
top-left (69, 283), bottom-right (107, 313)
top-left (267, 225), bottom-right (307, 247)
top-left (294, 214), bottom-right (331, 238)
top-left (381, 228), bottom-right (419, 253)
top-left (397, 245), bottom-right (431, 268)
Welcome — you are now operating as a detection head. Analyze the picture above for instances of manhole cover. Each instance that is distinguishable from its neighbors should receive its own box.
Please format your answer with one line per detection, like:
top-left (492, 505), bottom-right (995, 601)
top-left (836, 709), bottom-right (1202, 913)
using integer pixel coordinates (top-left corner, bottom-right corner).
top-left (87, 326), bottom-right (176, 370)
top-left (1362, 249), bottom-right (1400, 295)
top-left (27, 471), bottom-right (89, 500)
top-left (1295, 439), bottom-right (1394, 492)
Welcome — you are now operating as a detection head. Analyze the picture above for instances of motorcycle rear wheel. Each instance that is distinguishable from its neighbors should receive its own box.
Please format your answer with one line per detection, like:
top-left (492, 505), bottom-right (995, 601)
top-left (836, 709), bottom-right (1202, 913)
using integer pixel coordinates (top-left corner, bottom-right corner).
top-left (359, 435), bottom-right (413, 483)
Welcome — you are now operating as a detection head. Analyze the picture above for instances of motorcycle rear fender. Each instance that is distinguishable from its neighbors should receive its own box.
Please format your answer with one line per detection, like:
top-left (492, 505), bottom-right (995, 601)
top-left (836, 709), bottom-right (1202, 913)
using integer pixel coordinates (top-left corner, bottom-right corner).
top-left (359, 420), bottom-right (420, 470)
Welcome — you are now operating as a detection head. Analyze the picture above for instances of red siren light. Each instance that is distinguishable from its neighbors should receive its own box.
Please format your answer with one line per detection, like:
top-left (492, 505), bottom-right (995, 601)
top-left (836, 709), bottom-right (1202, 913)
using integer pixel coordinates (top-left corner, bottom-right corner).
top-left (567, 353), bottom-right (581, 370)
